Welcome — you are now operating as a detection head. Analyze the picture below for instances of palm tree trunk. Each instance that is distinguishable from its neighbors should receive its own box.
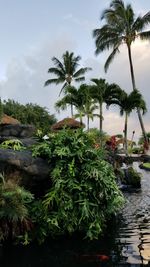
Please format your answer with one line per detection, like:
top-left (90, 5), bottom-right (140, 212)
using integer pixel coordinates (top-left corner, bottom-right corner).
top-left (79, 111), bottom-right (83, 124)
top-left (127, 44), bottom-right (148, 144)
top-left (87, 115), bottom-right (89, 131)
top-left (100, 102), bottom-right (102, 132)
top-left (124, 112), bottom-right (128, 156)
top-left (71, 104), bottom-right (73, 117)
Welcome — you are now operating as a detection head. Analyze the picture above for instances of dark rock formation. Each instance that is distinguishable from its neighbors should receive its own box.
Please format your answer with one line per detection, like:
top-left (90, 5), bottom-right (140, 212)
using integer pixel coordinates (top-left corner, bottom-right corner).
top-left (0, 148), bottom-right (51, 196)
top-left (0, 124), bottom-right (36, 138)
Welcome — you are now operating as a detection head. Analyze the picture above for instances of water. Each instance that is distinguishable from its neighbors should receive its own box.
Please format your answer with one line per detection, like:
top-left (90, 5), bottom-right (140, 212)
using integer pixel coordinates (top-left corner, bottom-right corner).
top-left (0, 162), bottom-right (150, 267)
top-left (113, 162), bottom-right (150, 266)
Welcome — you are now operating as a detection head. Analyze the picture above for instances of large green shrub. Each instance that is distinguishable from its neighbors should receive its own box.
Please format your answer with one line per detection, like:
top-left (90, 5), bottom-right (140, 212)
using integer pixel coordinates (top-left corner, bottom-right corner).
top-left (32, 129), bottom-right (124, 240)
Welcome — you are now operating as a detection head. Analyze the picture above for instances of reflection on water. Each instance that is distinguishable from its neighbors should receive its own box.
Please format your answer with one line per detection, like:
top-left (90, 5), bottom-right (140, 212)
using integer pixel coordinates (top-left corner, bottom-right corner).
top-left (0, 162), bottom-right (150, 267)
top-left (113, 162), bottom-right (150, 266)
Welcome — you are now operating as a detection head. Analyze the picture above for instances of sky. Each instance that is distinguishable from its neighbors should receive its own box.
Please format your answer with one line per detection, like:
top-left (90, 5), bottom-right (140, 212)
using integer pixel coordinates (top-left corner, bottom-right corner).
top-left (0, 0), bottom-right (149, 141)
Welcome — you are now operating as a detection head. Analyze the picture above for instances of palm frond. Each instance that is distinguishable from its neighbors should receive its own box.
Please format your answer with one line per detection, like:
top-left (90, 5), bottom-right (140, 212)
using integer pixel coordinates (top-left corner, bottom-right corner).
top-left (74, 77), bottom-right (85, 82)
top-left (104, 46), bottom-right (120, 72)
top-left (48, 67), bottom-right (65, 76)
top-left (44, 78), bottom-right (61, 87)
top-left (139, 31), bottom-right (150, 41)
top-left (59, 82), bottom-right (68, 96)
top-left (51, 57), bottom-right (65, 74)
top-left (74, 67), bottom-right (92, 78)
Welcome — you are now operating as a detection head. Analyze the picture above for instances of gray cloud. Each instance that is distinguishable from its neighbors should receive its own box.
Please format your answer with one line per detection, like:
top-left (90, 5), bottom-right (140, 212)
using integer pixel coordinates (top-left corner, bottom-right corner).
top-left (0, 36), bottom-right (149, 141)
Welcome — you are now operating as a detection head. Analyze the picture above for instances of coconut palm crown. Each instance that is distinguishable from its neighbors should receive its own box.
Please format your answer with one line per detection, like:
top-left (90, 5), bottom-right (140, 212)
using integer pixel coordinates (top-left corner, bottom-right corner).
top-left (45, 51), bottom-right (92, 95)
top-left (93, 0), bottom-right (150, 143)
top-left (93, 0), bottom-right (150, 73)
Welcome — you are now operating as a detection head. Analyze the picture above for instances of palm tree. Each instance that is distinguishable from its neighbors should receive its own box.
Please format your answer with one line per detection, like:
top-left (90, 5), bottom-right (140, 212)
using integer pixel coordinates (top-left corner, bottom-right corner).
top-left (89, 78), bottom-right (118, 132)
top-left (45, 51), bottom-right (92, 95)
top-left (55, 84), bottom-right (98, 129)
top-left (93, 0), bottom-right (150, 143)
top-left (107, 88), bottom-right (147, 155)
top-left (75, 84), bottom-right (98, 131)
top-left (55, 85), bottom-right (86, 119)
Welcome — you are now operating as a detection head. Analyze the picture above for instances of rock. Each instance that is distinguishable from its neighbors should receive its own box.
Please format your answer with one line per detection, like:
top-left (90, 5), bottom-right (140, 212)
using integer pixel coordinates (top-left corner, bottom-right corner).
top-left (0, 149), bottom-right (49, 178)
top-left (0, 148), bottom-right (51, 196)
top-left (0, 124), bottom-right (36, 138)
top-left (0, 136), bottom-right (38, 147)
top-left (143, 217), bottom-right (149, 223)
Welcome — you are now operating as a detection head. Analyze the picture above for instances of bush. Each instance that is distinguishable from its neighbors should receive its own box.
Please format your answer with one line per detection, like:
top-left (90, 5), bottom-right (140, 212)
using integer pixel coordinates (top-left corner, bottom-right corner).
top-left (124, 167), bottom-right (141, 188)
top-left (0, 139), bottom-right (25, 151)
top-left (32, 129), bottom-right (124, 240)
top-left (0, 174), bottom-right (33, 243)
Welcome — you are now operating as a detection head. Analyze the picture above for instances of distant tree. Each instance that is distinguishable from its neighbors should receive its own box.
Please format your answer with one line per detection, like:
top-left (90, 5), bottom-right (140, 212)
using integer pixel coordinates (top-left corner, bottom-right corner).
top-left (55, 85), bottom-right (85, 119)
top-left (93, 0), bottom-right (150, 143)
top-left (74, 84), bottom-right (98, 131)
top-left (44, 51), bottom-right (91, 96)
top-left (2, 99), bottom-right (56, 133)
top-left (107, 88), bottom-right (147, 155)
top-left (138, 132), bottom-right (150, 145)
top-left (89, 78), bottom-right (118, 132)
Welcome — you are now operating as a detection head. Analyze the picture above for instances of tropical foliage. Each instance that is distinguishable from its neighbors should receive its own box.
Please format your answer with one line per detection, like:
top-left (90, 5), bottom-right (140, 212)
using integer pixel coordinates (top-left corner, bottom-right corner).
top-left (45, 50), bottom-right (91, 95)
top-left (32, 129), bottom-right (124, 240)
top-left (138, 132), bottom-right (150, 145)
top-left (107, 88), bottom-right (147, 154)
top-left (0, 139), bottom-right (25, 151)
top-left (56, 84), bottom-right (99, 130)
top-left (0, 174), bottom-right (33, 243)
top-left (89, 79), bottom-right (119, 132)
top-left (2, 99), bottom-right (56, 133)
top-left (93, 0), bottom-right (150, 142)
top-left (55, 85), bottom-right (86, 118)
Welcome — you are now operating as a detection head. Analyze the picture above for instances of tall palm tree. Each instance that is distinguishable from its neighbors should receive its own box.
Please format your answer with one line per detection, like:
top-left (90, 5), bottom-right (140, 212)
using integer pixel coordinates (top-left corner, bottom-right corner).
top-left (89, 78), bottom-right (118, 132)
top-left (93, 0), bottom-right (150, 142)
top-left (107, 88), bottom-right (147, 155)
top-left (45, 51), bottom-right (92, 95)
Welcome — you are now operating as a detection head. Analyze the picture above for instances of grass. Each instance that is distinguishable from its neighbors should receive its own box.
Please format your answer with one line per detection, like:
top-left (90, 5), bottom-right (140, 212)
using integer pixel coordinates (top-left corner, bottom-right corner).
top-left (143, 162), bottom-right (150, 169)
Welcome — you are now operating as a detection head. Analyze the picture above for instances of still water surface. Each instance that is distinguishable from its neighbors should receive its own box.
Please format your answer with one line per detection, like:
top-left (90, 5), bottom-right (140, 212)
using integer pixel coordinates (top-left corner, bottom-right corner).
top-left (0, 162), bottom-right (150, 267)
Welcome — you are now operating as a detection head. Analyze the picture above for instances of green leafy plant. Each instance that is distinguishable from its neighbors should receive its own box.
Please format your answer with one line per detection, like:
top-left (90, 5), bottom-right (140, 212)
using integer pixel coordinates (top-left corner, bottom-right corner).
top-left (32, 129), bottom-right (124, 240)
top-left (0, 174), bottom-right (34, 243)
top-left (0, 139), bottom-right (25, 151)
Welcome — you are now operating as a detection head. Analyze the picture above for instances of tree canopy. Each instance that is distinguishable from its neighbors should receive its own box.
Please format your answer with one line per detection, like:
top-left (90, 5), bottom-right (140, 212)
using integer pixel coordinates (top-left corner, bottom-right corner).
top-left (2, 99), bottom-right (56, 133)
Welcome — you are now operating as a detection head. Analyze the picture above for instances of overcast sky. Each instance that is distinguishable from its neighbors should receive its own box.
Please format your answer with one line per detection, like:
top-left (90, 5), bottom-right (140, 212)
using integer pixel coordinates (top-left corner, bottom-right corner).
top-left (0, 0), bottom-right (149, 141)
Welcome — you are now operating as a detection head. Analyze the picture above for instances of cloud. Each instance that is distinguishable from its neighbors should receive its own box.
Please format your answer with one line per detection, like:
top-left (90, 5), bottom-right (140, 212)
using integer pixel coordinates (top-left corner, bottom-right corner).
top-left (0, 35), bottom-right (149, 141)
top-left (0, 35), bottom-right (77, 115)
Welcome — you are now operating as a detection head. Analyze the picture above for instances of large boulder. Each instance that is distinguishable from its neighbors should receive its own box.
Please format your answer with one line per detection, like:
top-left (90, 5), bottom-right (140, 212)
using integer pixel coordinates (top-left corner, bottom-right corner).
top-left (0, 148), bottom-right (50, 196)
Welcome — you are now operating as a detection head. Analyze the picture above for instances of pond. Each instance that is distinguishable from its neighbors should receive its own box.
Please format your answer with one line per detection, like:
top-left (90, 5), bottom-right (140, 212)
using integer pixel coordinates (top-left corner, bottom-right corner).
top-left (0, 162), bottom-right (150, 267)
